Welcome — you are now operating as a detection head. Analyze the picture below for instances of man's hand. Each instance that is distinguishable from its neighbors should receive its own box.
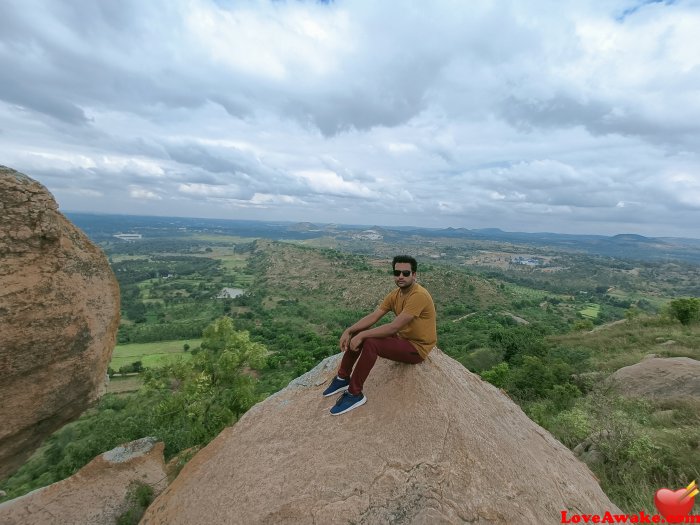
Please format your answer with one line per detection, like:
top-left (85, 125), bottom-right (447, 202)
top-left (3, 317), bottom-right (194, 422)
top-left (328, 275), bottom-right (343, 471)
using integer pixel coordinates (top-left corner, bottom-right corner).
top-left (349, 334), bottom-right (364, 352)
top-left (338, 308), bottom-right (388, 352)
top-left (339, 330), bottom-right (352, 352)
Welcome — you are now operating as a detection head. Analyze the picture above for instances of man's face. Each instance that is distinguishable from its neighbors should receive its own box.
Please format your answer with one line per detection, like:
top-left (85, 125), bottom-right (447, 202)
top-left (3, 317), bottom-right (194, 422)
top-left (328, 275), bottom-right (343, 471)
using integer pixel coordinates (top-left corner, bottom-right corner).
top-left (393, 262), bottom-right (415, 289)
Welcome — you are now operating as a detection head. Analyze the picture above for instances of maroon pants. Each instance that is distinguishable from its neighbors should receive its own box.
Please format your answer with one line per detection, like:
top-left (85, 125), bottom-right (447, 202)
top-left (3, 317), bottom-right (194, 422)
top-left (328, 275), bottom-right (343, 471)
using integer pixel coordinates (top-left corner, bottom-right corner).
top-left (338, 337), bottom-right (424, 395)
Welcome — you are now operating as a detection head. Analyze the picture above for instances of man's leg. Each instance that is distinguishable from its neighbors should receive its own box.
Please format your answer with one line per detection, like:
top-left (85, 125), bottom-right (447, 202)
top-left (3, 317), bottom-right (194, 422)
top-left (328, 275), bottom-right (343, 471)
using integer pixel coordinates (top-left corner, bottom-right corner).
top-left (348, 337), bottom-right (422, 395)
top-left (337, 349), bottom-right (361, 381)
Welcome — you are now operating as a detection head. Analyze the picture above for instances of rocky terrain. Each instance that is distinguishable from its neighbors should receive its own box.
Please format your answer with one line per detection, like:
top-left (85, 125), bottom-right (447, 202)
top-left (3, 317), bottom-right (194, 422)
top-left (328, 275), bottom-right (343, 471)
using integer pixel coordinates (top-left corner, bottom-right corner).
top-left (0, 438), bottom-right (167, 525)
top-left (141, 350), bottom-right (618, 524)
top-left (0, 166), bottom-right (120, 478)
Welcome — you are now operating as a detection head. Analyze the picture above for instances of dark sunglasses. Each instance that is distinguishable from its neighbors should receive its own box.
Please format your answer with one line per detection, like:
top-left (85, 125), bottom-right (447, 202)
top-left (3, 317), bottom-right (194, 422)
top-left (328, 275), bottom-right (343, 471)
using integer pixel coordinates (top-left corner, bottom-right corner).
top-left (393, 270), bottom-right (412, 277)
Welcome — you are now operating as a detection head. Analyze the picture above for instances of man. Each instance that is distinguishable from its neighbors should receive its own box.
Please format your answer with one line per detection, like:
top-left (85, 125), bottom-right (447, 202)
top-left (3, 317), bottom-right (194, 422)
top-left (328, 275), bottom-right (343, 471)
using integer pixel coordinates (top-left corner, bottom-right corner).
top-left (323, 255), bottom-right (437, 415)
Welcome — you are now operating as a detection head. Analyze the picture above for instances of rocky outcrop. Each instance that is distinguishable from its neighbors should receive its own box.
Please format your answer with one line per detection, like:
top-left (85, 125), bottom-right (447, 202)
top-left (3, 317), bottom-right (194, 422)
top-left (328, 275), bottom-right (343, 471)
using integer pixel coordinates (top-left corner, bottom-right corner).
top-left (609, 357), bottom-right (700, 401)
top-left (0, 166), bottom-right (120, 479)
top-left (0, 438), bottom-right (167, 525)
top-left (141, 350), bottom-right (618, 524)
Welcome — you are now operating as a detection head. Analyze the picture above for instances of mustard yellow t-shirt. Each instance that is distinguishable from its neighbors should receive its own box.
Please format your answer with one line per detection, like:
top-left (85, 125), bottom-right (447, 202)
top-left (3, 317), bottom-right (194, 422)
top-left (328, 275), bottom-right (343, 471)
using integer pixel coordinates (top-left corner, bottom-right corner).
top-left (379, 282), bottom-right (437, 359)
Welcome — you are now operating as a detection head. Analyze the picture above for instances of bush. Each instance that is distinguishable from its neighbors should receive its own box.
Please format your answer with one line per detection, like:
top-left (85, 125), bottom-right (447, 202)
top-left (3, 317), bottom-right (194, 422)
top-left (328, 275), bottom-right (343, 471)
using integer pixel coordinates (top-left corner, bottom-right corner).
top-left (549, 407), bottom-right (592, 447)
top-left (462, 347), bottom-right (503, 372)
top-left (573, 319), bottom-right (594, 331)
top-left (667, 297), bottom-right (700, 325)
top-left (116, 482), bottom-right (154, 525)
top-left (480, 362), bottom-right (510, 388)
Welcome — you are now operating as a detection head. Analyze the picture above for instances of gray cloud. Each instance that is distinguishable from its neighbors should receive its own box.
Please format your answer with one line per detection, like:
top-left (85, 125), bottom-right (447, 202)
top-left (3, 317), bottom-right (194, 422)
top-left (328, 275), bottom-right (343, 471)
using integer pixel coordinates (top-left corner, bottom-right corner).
top-left (1, 0), bottom-right (699, 237)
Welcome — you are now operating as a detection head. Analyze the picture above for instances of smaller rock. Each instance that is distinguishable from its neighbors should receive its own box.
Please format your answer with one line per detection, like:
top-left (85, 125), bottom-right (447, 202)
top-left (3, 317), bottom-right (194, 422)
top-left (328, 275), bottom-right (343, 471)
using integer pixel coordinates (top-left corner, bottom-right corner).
top-left (103, 437), bottom-right (158, 463)
top-left (0, 438), bottom-right (167, 525)
top-left (609, 357), bottom-right (700, 401)
top-left (573, 432), bottom-right (608, 467)
top-left (581, 449), bottom-right (604, 466)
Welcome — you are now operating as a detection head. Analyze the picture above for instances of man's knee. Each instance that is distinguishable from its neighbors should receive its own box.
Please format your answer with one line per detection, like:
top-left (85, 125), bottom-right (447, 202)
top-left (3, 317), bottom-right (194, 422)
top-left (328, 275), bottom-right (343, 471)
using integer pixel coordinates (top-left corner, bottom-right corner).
top-left (361, 337), bottom-right (382, 353)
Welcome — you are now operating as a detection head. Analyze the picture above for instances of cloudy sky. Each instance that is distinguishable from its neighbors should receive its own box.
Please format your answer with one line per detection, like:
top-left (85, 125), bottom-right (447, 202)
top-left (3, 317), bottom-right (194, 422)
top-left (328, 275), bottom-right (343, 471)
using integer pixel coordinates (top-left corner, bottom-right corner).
top-left (2, 0), bottom-right (700, 237)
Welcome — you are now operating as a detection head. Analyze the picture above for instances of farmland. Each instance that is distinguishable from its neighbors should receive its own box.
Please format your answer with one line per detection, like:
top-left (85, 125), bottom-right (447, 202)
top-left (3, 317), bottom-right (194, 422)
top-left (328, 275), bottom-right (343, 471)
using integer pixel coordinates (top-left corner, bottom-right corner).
top-left (109, 339), bottom-right (201, 369)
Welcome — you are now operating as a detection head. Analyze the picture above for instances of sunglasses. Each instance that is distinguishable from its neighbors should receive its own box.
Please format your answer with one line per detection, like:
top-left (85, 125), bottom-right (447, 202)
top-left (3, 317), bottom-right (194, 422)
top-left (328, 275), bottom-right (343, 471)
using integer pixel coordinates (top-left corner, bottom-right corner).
top-left (393, 270), bottom-right (412, 277)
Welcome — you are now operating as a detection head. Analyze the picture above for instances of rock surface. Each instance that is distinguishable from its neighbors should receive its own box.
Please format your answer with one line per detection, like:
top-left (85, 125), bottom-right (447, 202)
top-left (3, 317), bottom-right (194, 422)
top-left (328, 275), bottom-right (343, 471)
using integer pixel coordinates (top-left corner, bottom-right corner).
top-left (141, 350), bottom-right (618, 524)
top-left (0, 438), bottom-right (167, 525)
top-left (0, 166), bottom-right (120, 479)
top-left (609, 356), bottom-right (700, 401)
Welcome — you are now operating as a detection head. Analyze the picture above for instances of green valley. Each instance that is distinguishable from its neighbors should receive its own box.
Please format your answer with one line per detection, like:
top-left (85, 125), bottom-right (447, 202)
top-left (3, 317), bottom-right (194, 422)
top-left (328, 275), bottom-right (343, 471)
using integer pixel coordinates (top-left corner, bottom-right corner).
top-left (2, 215), bottom-right (699, 514)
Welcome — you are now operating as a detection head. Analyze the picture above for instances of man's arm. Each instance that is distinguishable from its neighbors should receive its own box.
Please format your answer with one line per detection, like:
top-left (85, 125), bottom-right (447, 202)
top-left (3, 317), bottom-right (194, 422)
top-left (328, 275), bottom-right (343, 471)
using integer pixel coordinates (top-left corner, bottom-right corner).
top-left (340, 308), bottom-right (388, 351)
top-left (348, 311), bottom-right (414, 351)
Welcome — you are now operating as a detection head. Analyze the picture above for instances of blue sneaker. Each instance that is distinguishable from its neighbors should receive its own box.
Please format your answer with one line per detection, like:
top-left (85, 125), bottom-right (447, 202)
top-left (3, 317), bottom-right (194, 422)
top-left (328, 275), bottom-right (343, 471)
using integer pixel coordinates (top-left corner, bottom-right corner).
top-left (322, 376), bottom-right (350, 397)
top-left (330, 391), bottom-right (367, 415)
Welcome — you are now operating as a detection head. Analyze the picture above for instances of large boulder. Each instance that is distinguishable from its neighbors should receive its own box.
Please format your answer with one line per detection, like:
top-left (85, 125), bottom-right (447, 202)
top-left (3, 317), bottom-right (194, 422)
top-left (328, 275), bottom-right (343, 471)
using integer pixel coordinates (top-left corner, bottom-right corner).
top-left (609, 357), bottom-right (700, 401)
top-left (0, 166), bottom-right (120, 479)
top-left (141, 350), bottom-right (618, 524)
top-left (0, 438), bottom-right (168, 525)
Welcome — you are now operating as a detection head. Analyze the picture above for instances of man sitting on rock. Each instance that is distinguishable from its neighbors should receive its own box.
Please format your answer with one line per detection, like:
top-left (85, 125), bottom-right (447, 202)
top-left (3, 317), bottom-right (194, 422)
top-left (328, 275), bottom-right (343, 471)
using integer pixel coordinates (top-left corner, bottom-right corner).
top-left (323, 255), bottom-right (437, 415)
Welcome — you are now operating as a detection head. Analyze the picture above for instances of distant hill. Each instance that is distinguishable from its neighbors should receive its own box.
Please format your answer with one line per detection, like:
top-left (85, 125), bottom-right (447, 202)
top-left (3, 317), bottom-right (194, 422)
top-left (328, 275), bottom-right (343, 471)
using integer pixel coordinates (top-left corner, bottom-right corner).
top-left (610, 234), bottom-right (655, 243)
top-left (66, 212), bottom-right (700, 264)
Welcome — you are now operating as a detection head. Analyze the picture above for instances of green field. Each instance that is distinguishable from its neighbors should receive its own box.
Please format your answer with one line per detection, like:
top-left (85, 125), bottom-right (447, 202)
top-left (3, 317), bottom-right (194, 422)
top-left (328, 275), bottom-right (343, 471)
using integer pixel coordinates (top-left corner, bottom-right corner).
top-left (578, 303), bottom-right (601, 319)
top-left (606, 289), bottom-right (669, 309)
top-left (504, 283), bottom-right (569, 301)
top-left (106, 375), bottom-right (143, 394)
top-left (110, 339), bottom-right (201, 369)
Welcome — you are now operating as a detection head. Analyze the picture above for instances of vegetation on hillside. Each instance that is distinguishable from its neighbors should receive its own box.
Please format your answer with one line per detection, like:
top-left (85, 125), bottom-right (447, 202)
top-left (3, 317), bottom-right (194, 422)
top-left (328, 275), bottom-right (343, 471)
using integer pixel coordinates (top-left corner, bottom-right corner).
top-left (2, 229), bottom-right (699, 514)
top-left (0, 317), bottom-right (265, 501)
top-left (495, 314), bottom-right (700, 512)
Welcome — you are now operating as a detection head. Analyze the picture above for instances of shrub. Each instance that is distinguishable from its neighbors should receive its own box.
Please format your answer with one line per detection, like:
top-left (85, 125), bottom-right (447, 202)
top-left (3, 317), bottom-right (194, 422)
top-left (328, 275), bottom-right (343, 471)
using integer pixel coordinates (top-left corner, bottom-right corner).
top-left (549, 406), bottom-right (592, 447)
top-left (463, 347), bottom-right (503, 372)
top-left (667, 297), bottom-right (700, 325)
top-left (480, 362), bottom-right (510, 389)
top-left (116, 482), bottom-right (154, 525)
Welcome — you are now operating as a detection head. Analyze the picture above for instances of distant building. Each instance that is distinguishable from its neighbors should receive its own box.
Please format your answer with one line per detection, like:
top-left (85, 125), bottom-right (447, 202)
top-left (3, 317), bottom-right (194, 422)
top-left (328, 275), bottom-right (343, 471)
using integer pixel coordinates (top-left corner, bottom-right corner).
top-left (511, 256), bottom-right (541, 266)
top-left (113, 233), bottom-right (143, 241)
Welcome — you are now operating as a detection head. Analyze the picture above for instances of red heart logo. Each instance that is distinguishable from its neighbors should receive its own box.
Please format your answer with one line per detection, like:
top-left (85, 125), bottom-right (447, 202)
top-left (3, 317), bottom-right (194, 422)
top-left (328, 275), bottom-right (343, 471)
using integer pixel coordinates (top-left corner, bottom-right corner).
top-left (654, 487), bottom-right (695, 523)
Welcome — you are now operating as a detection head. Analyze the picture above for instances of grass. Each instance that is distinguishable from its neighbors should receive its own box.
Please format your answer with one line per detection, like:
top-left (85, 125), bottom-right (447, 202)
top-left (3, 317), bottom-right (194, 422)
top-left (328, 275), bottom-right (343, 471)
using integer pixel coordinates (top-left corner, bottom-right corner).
top-left (505, 283), bottom-right (569, 301)
top-left (218, 254), bottom-right (248, 270)
top-left (551, 316), bottom-right (700, 371)
top-left (106, 375), bottom-right (143, 394)
top-left (607, 289), bottom-right (670, 310)
top-left (579, 303), bottom-right (601, 319)
top-left (110, 339), bottom-right (201, 369)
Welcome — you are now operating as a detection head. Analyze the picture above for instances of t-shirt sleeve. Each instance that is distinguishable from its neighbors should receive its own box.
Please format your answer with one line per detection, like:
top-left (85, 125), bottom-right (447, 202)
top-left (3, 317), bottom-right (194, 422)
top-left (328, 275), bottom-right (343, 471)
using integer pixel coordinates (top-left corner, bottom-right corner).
top-left (401, 292), bottom-right (428, 318)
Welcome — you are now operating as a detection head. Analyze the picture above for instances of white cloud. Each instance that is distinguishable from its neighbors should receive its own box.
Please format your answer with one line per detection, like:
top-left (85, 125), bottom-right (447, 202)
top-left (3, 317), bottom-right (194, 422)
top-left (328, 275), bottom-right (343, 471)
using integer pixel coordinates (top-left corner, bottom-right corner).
top-left (294, 169), bottom-right (375, 198)
top-left (0, 0), bottom-right (699, 237)
top-left (178, 183), bottom-right (228, 197)
top-left (129, 186), bottom-right (162, 200)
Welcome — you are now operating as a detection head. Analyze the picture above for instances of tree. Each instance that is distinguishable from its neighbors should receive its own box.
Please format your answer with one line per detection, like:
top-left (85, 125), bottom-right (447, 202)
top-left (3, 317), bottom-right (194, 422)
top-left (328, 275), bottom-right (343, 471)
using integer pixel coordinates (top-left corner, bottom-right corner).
top-left (668, 298), bottom-right (700, 325)
top-left (489, 325), bottom-right (548, 363)
top-left (480, 362), bottom-right (510, 389)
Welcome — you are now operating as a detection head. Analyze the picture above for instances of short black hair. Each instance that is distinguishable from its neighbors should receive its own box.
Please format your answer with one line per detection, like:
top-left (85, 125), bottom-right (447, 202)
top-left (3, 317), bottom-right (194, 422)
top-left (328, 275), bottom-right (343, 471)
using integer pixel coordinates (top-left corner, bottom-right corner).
top-left (392, 255), bottom-right (417, 273)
